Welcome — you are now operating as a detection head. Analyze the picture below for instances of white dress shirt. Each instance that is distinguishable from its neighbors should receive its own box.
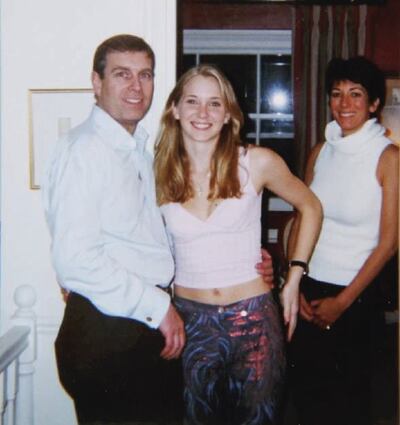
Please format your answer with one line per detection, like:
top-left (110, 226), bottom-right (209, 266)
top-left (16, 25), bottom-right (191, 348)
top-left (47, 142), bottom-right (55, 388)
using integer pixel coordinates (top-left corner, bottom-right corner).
top-left (42, 105), bottom-right (174, 328)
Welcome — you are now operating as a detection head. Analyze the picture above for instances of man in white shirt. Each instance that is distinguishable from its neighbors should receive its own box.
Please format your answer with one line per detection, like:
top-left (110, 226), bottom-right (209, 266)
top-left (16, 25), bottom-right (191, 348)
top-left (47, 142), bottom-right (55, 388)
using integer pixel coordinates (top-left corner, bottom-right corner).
top-left (43, 34), bottom-right (185, 425)
top-left (43, 34), bottom-right (274, 425)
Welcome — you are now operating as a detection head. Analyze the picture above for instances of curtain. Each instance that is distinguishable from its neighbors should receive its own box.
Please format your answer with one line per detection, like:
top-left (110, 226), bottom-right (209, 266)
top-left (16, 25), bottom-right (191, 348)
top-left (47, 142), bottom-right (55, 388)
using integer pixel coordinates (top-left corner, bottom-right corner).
top-left (293, 5), bottom-right (369, 177)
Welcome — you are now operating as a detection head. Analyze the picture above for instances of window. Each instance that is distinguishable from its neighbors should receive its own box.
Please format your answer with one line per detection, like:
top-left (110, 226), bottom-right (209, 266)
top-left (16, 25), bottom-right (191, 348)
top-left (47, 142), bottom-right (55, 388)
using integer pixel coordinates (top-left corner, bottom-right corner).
top-left (182, 29), bottom-right (294, 170)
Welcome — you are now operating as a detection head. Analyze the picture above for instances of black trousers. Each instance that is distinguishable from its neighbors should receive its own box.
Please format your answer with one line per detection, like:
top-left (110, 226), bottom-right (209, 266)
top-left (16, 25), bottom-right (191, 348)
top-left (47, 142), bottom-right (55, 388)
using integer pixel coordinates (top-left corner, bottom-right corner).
top-left (55, 293), bottom-right (183, 425)
top-left (288, 276), bottom-right (384, 425)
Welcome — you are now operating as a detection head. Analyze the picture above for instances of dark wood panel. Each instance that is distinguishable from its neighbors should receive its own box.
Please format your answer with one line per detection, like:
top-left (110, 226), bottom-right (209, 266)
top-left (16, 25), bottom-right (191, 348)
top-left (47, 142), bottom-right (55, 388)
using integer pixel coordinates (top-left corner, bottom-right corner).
top-left (368, 0), bottom-right (400, 73)
top-left (181, 0), bottom-right (399, 73)
top-left (181, 1), bottom-right (292, 29)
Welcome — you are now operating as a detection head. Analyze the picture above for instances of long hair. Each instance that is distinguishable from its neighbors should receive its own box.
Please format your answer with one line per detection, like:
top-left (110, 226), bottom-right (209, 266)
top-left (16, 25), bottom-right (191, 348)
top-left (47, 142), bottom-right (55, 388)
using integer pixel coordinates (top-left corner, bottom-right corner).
top-left (154, 64), bottom-right (244, 205)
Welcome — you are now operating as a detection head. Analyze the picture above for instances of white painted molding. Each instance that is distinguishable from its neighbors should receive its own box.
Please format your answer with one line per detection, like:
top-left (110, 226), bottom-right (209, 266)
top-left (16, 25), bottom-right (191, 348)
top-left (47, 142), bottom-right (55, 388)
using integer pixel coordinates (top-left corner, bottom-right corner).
top-left (12, 285), bottom-right (37, 425)
top-left (36, 317), bottom-right (61, 335)
top-left (12, 285), bottom-right (37, 364)
top-left (140, 0), bottom-right (177, 151)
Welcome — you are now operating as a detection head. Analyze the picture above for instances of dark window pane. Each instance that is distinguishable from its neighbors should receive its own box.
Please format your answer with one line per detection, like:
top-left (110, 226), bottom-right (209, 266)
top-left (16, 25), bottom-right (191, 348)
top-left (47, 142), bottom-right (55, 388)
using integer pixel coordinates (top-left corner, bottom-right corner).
top-left (260, 138), bottom-right (295, 173)
top-left (260, 118), bottom-right (294, 135)
top-left (243, 118), bottom-right (257, 144)
top-left (260, 56), bottom-right (292, 114)
top-left (200, 55), bottom-right (256, 140)
top-left (182, 55), bottom-right (196, 73)
top-left (201, 55), bottom-right (257, 114)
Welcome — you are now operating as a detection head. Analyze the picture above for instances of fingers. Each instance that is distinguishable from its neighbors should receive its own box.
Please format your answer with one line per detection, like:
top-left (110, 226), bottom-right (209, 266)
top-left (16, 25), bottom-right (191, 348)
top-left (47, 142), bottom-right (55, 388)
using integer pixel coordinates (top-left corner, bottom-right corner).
top-left (299, 309), bottom-right (313, 322)
top-left (256, 265), bottom-right (274, 287)
top-left (281, 291), bottom-right (298, 342)
top-left (159, 304), bottom-right (186, 360)
top-left (299, 294), bottom-right (313, 321)
top-left (160, 326), bottom-right (185, 360)
top-left (285, 302), bottom-right (298, 342)
top-left (260, 247), bottom-right (272, 260)
top-left (287, 313), bottom-right (298, 342)
top-left (256, 248), bottom-right (274, 286)
top-left (312, 308), bottom-right (332, 329)
top-left (310, 299), bottom-right (321, 308)
top-left (255, 262), bottom-right (274, 276)
top-left (310, 306), bottom-right (330, 330)
top-left (312, 317), bottom-right (330, 330)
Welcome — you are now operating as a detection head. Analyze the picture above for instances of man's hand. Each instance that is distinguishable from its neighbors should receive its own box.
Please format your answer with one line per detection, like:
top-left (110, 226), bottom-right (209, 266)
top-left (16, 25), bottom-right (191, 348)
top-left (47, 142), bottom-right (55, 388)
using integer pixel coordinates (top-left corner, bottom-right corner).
top-left (159, 303), bottom-right (186, 360)
top-left (255, 248), bottom-right (274, 287)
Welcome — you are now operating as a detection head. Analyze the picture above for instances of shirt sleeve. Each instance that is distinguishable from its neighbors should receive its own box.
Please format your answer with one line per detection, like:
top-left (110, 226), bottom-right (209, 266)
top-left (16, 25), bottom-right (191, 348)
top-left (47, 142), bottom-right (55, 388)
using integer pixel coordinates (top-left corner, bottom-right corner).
top-left (43, 138), bottom-right (170, 329)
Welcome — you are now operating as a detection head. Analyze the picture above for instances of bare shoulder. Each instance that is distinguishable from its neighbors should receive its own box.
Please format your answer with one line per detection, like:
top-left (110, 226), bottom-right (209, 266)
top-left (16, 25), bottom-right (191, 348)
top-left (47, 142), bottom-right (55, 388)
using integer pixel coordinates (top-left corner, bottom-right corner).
top-left (377, 143), bottom-right (399, 183)
top-left (381, 143), bottom-right (399, 161)
top-left (378, 143), bottom-right (399, 171)
top-left (247, 146), bottom-right (292, 192)
top-left (248, 145), bottom-right (282, 170)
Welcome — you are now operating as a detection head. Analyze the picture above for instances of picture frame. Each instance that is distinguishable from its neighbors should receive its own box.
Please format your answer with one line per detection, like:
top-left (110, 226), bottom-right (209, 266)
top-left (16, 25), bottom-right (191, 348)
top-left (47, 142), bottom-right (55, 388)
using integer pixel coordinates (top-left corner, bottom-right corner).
top-left (385, 75), bottom-right (400, 106)
top-left (382, 73), bottom-right (400, 145)
top-left (28, 88), bottom-right (94, 189)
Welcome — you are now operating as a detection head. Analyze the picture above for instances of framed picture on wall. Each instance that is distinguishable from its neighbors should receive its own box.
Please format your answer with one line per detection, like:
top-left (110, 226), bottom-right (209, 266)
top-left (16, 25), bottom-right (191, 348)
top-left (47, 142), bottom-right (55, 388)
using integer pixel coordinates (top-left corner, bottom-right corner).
top-left (382, 74), bottom-right (400, 145)
top-left (385, 76), bottom-right (400, 106)
top-left (28, 88), bottom-right (94, 189)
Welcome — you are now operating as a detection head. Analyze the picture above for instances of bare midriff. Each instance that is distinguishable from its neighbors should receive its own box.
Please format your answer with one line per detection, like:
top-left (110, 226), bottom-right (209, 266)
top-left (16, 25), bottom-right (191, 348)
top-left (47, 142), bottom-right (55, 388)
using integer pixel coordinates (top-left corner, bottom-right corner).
top-left (174, 276), bottom-right (271, 305)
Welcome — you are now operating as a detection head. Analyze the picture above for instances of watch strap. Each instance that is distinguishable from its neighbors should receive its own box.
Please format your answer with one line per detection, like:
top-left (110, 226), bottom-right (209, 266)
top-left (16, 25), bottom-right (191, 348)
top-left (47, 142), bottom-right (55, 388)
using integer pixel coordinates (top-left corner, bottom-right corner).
top-left (288, 260), bottom-right (309, 275)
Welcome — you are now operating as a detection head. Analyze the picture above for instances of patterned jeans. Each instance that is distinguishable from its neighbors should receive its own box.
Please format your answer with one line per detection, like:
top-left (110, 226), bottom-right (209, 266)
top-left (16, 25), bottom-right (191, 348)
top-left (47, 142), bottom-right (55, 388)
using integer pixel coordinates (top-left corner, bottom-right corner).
top-left (174, 292), bottom-right (286, 425)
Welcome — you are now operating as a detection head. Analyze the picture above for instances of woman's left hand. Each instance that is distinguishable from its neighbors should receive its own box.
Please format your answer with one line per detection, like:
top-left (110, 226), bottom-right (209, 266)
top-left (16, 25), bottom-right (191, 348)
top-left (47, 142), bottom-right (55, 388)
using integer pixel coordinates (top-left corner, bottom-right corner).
top-left (280, 283), bottom-right (299, 341)
top-left (310, 296), bottom-right (346, 330)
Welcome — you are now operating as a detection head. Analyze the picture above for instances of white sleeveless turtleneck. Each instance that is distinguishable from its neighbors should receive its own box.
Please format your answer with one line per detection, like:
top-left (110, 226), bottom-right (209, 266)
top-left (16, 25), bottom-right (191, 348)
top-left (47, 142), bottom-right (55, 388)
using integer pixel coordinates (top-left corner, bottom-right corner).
top-left (308, 118), bottom-right (392, 286)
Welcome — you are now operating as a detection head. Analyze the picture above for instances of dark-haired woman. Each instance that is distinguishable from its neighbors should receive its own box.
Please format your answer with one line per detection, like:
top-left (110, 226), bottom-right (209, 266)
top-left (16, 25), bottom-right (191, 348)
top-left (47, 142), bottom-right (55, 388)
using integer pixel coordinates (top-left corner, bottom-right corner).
top-left (289, 56), bottom-right (399, 425)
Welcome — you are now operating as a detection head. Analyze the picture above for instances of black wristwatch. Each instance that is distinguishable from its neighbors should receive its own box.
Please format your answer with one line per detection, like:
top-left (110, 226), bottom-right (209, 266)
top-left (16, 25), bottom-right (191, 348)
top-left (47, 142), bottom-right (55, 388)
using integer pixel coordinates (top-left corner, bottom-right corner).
top-left (288, 260), bottom-right (309, 276)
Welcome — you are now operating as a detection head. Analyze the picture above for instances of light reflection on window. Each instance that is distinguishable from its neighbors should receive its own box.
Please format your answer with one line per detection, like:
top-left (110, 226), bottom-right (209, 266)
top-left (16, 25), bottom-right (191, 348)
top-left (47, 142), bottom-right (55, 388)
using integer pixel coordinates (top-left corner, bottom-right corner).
top-left (270, 89), bottom-right (289, 111)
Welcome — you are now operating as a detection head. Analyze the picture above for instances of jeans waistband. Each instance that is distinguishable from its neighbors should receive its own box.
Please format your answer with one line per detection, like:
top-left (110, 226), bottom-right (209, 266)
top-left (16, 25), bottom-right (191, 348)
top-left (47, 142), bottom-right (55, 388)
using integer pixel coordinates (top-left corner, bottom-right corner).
top-left (174, 291), bottom-right (273, 314)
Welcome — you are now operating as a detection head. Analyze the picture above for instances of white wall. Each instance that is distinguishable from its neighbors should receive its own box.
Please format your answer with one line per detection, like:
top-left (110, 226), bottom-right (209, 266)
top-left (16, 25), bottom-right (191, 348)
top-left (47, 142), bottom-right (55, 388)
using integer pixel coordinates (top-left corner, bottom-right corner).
top-left (0, 1), bottom-right (177, 423)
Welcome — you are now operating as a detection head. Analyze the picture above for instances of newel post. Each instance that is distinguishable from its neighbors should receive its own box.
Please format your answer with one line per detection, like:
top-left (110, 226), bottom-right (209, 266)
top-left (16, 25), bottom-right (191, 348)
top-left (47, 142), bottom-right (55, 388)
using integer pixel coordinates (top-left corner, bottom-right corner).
top-left (12, 285), bottom-right (37, 425)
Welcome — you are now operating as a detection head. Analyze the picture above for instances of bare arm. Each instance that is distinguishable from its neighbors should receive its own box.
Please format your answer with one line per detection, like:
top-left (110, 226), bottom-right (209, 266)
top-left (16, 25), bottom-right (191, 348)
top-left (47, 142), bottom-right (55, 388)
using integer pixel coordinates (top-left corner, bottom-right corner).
top-left (250, 147), bottom-right (323, 340)
top-left (312, 144), bottom-right (399, 328)
top-left (286, 143), bottom-right (324, 258)
top-left (287, 143), bottom-right (324, 322)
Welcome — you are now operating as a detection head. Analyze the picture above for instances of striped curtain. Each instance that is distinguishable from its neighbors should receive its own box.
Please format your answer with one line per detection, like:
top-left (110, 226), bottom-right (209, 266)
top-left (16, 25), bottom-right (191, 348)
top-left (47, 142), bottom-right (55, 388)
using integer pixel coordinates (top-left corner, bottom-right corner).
top-left (293, 5), bottom-right (369, 177)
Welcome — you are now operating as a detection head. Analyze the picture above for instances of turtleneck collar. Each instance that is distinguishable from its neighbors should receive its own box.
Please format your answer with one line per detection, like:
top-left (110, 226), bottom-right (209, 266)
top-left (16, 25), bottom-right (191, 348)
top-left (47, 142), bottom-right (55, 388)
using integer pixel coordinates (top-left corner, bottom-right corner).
top-left (325, 118), bottom-right (386, 155)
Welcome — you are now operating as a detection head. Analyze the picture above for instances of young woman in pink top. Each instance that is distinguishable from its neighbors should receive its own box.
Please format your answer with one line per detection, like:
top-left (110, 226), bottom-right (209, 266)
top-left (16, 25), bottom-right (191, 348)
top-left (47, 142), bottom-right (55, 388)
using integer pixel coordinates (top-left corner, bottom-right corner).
top-left (154, 64), bottom-right (322, 425)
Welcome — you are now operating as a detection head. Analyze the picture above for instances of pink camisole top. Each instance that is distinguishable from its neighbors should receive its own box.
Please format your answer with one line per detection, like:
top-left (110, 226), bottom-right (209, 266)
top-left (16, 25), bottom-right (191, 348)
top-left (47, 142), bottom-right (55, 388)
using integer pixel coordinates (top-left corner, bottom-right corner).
top-left (160, 149), bottom-right (262, 289)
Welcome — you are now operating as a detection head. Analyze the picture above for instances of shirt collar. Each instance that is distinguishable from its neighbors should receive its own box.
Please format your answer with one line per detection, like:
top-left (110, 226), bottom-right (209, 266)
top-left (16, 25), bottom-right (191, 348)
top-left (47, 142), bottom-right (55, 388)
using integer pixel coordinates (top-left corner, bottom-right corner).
top-left (91, 105), bottom-right (148, 154)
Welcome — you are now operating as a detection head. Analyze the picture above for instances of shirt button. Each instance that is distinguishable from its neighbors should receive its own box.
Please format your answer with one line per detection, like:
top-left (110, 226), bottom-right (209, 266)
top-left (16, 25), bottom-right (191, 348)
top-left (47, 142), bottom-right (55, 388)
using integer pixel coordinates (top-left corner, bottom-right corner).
top-left (217, 306), bottom-right (224, 314)
top-left (146, 317), bottom-right (152, 322)
top-left (240, 310), bottom-right (248, 317)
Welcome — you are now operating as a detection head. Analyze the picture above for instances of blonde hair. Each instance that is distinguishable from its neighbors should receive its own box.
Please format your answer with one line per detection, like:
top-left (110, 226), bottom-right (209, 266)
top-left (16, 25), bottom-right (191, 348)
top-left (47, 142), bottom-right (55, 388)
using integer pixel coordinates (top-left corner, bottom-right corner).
top-left (154, 64), bottom-right (244, 205)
